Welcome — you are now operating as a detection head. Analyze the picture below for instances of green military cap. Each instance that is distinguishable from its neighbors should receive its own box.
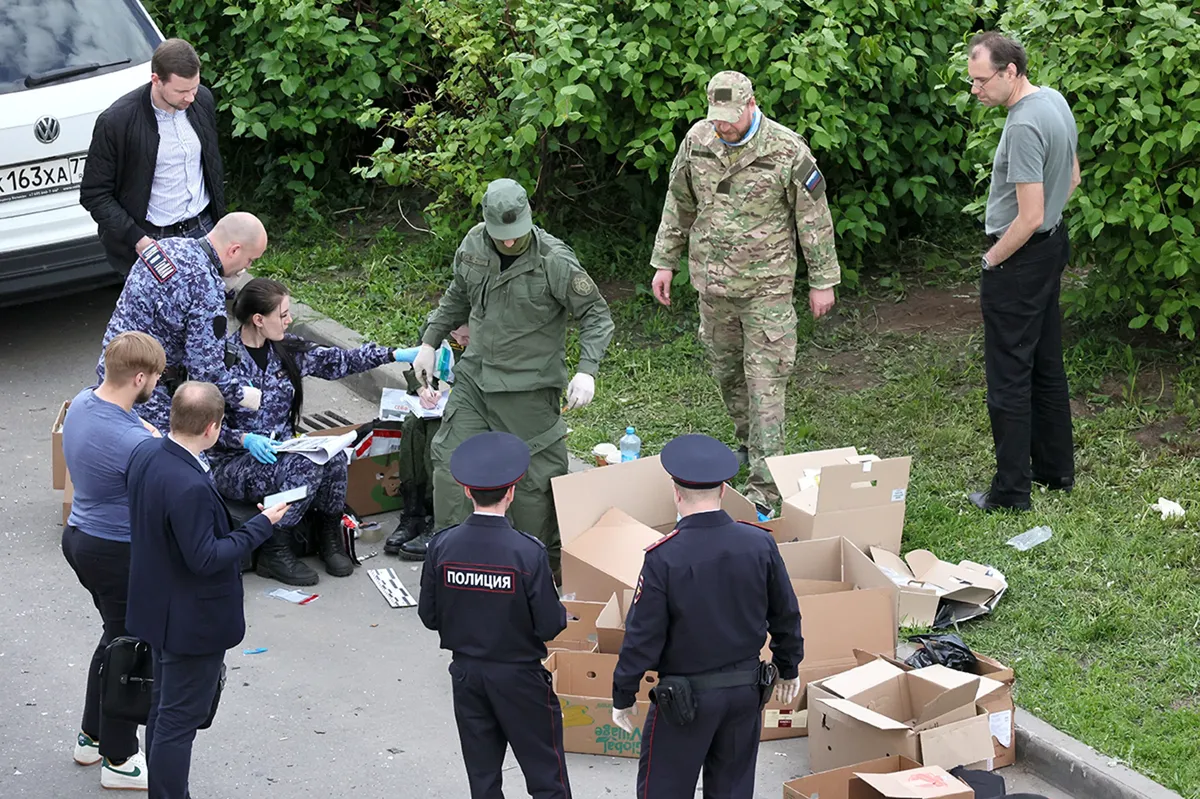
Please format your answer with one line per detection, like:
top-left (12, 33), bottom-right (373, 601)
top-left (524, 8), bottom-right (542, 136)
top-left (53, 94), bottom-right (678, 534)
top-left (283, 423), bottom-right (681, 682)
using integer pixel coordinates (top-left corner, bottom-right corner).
top-left (481, 178), bottom-right (533, 240)
top-left (706, 71), bottom-right (754, 123)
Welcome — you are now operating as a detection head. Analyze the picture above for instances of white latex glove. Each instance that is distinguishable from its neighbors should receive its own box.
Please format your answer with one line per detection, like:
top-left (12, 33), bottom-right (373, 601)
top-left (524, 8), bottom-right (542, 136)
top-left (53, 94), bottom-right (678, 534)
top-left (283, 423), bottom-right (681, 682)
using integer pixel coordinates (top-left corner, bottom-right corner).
top-left (611, 703), bottom-right (639, 734)
top-left (239, 386), bottom-right (262, 411)
top-left (566, 372), bottom-right (595, 410)
top-left (412, 343), bottom-right (437, 387)
top-left (774, 677), bottom-right (801, 705)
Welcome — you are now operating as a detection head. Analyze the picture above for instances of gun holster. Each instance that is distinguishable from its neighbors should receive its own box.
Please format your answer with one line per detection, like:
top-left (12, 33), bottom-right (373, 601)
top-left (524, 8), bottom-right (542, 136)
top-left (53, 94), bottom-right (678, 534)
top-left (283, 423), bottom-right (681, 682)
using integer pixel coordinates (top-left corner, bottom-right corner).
top-left (757, 661), bottom-right (780, 710)
top-left (650, 676), bottom-right (697, 726)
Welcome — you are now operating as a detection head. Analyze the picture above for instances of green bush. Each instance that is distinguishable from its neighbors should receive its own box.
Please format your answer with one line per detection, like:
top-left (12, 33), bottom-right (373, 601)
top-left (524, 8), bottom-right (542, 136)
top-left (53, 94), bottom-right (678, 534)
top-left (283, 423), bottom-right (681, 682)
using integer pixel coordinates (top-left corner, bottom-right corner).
top-left (962, 0), bottom-right (1200, 337)
top-left (144, 0), bottom-right (430, 213)
top-left (358, 0), bottom-right (989, 282)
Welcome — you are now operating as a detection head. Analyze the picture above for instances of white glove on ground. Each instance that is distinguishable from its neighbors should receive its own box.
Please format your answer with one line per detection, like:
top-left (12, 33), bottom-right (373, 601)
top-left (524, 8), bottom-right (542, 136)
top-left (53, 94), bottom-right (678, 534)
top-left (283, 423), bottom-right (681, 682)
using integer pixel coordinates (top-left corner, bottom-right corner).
top-left (239, 386), bottom-right (262, 411)
top-left (412, 343), bottom-right (437, 386)
top-left (611, 703), bottom-right (639, 734)
top-left (566, 372), bottom-right (595, 410)
top-left (774, 676), bottom-right (801, 705)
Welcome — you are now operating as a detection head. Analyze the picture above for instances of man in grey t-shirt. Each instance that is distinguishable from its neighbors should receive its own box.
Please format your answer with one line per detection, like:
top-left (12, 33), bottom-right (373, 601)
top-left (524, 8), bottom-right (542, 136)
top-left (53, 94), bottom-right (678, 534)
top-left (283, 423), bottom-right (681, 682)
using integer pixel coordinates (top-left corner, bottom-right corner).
top-left (967, 32), bottom-right (1081, 512)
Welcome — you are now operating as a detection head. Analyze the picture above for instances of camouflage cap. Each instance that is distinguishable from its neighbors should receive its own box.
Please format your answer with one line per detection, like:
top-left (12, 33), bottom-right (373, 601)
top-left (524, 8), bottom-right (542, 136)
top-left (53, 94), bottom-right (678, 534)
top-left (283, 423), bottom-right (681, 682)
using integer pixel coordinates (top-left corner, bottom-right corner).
top-left (481, 178), bottom-right (533, 240)
top-left (706, 71), bottom-right (754, 123)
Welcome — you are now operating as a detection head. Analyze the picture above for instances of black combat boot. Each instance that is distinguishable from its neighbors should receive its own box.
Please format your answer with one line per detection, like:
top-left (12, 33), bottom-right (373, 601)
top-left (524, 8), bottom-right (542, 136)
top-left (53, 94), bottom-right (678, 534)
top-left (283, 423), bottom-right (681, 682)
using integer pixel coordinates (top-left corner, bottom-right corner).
top-left (256, 527), bottom-right (319, 586)
top-left (398, 524), bottom-right (440, 561)
top-left (385, 483), bottom-right (426, 555)
top-left (317, 514), bottom-right (355, 577)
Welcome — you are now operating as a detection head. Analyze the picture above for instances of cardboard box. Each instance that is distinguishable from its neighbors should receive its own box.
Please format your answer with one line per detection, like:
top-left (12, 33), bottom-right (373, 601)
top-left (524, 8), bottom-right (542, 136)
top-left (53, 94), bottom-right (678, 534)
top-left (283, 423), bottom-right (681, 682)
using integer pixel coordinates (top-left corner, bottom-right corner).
top-left (900, 645), bottom-right (1017, 769)
top-left (849, 765), bottom-right (974, 799)
top-left (544, 650), bottom-right (656, 758)
top-left (551, 453), bottom-right (759, 538)
top-left (805, 658), bottom-right (999, 773)
top-left (765, 448), bottom-right (911, 554)
top-left (760, 537), bottom-right (899, 740)
top-left (62, 466), bottom-right (74, 525)
top-left (869, 548), bottom-right (1007, 628)
top-left (594, 590), bottom-right (634, 654)
top-left (52, 400), bottom-right (70, 490)
top-left (307, 422), bottom-right (406, 517)
top-left (547, 600), bottom-right (607, 654)
top-left (561, 508), bottom-right (663, 602)
top-left (783, 755), bottom-right (922, 799)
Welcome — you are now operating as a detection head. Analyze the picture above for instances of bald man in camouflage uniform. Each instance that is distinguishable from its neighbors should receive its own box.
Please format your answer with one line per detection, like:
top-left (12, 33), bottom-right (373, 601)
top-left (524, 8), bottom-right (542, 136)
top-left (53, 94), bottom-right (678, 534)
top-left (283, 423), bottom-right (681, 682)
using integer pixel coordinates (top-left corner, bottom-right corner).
top-left (650, 71), bottom-right (841, 513)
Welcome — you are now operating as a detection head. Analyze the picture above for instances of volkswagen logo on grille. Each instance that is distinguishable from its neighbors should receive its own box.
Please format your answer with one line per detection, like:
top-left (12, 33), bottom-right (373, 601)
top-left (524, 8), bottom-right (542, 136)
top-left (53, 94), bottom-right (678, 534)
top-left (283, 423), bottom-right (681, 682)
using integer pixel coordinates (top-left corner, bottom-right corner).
top-left (34, 116), bottom-right (61, 144)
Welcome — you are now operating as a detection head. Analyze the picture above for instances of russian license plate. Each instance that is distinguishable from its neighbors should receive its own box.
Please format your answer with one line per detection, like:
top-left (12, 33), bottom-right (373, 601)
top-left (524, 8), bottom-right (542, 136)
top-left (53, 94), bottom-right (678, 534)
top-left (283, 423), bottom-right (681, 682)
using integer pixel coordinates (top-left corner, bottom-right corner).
top-left (0, 154), bottom-right (87, 202)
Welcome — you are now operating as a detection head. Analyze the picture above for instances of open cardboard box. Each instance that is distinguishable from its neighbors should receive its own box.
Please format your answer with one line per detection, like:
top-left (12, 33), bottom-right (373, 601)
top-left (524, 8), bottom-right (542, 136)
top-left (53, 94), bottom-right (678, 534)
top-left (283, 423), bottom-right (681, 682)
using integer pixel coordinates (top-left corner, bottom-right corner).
top-left (305, 418), bottom-right (406, 517)
top-left (51, 400), bottom-right (70, 490)
top-left (594, 590), bottom-right (634, 654)
top-left (547, 600), bottom-right (607, 654)
top-left (544, 650), bottom-right (656, 758)
top-left (560, 508), bottom-right (662, 602)
top-left (849, 765), bottom-right (975, 799)
top-left (765, 448), bottom-right (911, 554)
top-left (804, 657), bottom-right (1000, 773)
top-left (760, 537), bottom-right (899, 740)
top-left (62, 466), bottom-right (74, 525)
top-left (783, 755), bottom-right (922, 799)
top-left (869, 548), bottom-right (1007, 628)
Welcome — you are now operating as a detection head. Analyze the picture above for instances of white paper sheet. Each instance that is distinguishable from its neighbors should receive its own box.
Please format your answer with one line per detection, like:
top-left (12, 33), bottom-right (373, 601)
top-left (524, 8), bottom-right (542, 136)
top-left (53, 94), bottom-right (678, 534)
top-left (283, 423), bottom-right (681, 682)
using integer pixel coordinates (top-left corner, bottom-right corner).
top-left (274, 431), bottom-right (357, 465)
top-left (378, 387), bottom-right (448, 420)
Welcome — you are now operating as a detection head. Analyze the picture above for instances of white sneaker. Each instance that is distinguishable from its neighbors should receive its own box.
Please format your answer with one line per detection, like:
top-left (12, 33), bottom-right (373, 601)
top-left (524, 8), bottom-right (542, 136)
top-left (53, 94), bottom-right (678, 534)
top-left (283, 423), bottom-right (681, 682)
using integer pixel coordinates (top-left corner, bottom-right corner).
top-left (101, 751), bottom-right (147, 791)
top-left (73, 732), bottom-right (101, 766)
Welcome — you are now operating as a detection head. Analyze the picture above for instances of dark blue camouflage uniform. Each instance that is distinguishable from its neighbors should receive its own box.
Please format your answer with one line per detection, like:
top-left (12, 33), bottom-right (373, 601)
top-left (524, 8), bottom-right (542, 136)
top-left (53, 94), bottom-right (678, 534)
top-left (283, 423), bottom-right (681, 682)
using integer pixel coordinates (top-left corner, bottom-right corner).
top-left (209, 332), bottom-right (393, 528)
top-left (97, 236), bottom-right (244, 434)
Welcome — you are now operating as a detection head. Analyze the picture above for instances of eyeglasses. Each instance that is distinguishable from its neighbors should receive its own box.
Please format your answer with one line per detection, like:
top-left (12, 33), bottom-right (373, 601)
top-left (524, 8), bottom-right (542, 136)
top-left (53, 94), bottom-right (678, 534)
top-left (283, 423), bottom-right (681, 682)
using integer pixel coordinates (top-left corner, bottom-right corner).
top-left (966, 70), bottom-right (1002, 89)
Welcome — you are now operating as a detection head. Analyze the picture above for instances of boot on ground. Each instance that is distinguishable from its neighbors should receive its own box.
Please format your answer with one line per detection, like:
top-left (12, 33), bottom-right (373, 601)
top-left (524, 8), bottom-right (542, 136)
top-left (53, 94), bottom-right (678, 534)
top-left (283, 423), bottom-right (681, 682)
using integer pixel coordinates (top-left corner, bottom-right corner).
top-left (255, 527), bottom-right (319, 586)
top-left (317, 513), bottom-right (354, 577)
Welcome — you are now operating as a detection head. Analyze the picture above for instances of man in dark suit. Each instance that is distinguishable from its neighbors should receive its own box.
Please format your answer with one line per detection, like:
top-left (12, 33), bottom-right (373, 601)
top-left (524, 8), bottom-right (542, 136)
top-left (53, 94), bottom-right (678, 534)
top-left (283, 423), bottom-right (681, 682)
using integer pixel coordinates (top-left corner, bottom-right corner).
top-left (126, 381), bottom-right (288, 798)
top-left (80, 38), bottom-right (226, 276)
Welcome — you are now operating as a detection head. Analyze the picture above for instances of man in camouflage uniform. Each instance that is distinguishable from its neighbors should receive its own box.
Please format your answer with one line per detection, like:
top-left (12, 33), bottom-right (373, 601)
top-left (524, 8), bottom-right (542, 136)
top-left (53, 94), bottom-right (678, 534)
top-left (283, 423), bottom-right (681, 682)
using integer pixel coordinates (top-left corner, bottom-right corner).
top-left (409, 179), bottom-right (615, 579)
top-left (650, 71), bottom-right (841, 513)
top-left (97, 212), bottom-right (269, 433)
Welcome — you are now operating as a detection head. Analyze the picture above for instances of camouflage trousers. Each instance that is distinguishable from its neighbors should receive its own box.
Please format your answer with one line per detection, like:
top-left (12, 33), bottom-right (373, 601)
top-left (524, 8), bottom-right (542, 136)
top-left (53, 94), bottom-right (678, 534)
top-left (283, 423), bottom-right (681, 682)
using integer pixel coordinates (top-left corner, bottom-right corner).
top-left (697, 293), bottom-right (797, 507)
top-left (431, 372), bottom-right (568, 578)
top-left (399, 413), bottom-right (440, 508)
top-left (211, 450), bottom-right (349, 529)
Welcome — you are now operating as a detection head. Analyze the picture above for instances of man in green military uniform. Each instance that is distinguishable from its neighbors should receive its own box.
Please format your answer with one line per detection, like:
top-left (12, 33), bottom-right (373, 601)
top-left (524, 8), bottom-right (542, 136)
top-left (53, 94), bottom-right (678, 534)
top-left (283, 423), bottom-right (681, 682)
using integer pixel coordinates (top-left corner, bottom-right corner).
top-left (649, 71), bottom-right (841, 515)
top-left (408, 178), bottom-right (615, 579)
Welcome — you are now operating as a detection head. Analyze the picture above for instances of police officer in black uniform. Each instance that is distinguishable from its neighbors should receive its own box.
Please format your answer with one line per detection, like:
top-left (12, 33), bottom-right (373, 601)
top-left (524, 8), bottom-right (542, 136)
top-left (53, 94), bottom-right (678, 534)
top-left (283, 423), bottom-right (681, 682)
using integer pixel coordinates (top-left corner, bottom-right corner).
top-left (611, 433), bottom-right (805, 799)
top-left (418, 431), bottom-right (573, 799)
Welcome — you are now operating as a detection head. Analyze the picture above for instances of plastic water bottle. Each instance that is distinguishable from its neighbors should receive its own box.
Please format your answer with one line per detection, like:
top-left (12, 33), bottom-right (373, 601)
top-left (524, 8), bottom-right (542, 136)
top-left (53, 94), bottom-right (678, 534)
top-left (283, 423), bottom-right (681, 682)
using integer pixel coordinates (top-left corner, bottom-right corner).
top-left (619, 426), bottom-right (641, 462)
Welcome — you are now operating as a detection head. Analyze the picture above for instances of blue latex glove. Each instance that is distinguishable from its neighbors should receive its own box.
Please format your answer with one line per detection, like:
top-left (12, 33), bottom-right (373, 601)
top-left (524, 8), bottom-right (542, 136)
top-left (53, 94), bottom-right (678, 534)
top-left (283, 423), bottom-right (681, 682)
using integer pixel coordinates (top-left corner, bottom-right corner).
top-left (393, 346), bottom-right (420, 363)
top-left (243, 433), bottom-right (279, 465)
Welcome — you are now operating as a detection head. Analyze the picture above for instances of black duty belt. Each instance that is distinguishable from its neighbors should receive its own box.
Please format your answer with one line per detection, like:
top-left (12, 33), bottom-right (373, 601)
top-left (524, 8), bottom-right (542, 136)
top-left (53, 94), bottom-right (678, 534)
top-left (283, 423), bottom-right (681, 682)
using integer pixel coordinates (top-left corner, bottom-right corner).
top-left (145, 208), bottom-right (212, 239)
top-left (673, 668), bottom-right (760, 691)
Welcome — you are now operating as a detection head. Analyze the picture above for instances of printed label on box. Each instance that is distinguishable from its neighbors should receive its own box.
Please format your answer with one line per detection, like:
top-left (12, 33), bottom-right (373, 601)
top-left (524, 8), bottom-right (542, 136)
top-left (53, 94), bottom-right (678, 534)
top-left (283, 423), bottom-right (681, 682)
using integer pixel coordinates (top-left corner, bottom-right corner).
top-left (593, 723), bottom-right (643, 756)
top-left (764, 708), bottom-right (795, 729)
top-left (891, 488), bottom-right (907, 502)
top-left (989, 709), bottom-right (1013, 748)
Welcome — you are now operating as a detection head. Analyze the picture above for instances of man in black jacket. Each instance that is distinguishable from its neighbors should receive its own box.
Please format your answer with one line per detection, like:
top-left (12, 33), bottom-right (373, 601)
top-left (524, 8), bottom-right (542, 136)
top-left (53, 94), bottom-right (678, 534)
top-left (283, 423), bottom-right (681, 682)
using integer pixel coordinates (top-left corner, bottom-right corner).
top-left (80, 39), bottom-right (225, 277)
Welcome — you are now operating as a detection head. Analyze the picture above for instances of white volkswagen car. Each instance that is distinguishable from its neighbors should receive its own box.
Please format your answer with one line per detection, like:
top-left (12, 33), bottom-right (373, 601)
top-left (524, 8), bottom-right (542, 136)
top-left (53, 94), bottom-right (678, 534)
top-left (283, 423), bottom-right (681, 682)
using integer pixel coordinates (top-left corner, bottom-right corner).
top-left (0, 0), bottom-right (164, 306)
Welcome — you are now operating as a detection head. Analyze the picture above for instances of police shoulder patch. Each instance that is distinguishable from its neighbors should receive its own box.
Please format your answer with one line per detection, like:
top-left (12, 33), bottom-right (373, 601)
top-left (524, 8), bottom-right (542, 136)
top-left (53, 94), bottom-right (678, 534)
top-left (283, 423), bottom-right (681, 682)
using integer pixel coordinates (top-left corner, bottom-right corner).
top-left (570, 273), bottom-right (596, 296)
top-left (139, 242), bottom-right (178, 283)
top-left (442, 563), bottom-right (517, 594)
top-left (645, 528), bottom-right (680, 552)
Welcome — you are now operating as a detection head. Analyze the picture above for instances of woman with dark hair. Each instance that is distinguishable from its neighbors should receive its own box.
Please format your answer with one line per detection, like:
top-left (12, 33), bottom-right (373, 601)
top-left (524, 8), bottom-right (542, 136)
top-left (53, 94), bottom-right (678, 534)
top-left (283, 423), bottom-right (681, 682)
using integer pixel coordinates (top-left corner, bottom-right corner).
top-left (210, 277), bottom-right (402, 586)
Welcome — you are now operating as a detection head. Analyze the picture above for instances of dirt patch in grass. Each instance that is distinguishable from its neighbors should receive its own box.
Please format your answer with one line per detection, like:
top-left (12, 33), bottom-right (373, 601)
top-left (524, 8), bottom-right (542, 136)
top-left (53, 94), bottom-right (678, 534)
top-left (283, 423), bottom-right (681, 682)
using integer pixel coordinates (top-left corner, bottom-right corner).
top-left (1099, 366), bottom-right (1180, 407)
top-left (854, 286), bottom-right (980, 336)
top-left (1132, 415), bottom-right (1197, 455)
top-left (597, 280), bottom-right (638, 304)
top-left (816, 351), bottom-right (884, 391)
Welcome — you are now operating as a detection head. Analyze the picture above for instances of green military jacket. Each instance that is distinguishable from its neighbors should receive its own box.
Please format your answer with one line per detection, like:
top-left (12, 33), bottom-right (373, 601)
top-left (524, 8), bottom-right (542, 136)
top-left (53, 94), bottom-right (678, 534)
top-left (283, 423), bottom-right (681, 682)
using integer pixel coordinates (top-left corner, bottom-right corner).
top-left (422, 224), bottom-right (614, 393)
top-left (650, 116), bottom-right (841, 298)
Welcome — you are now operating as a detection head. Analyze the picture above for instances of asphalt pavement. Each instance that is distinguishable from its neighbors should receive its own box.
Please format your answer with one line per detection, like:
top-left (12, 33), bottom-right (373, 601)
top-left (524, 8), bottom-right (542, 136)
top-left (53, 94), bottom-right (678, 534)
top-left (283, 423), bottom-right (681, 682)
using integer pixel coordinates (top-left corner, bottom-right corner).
top-left (0, 287), bottom-right (1073, 797)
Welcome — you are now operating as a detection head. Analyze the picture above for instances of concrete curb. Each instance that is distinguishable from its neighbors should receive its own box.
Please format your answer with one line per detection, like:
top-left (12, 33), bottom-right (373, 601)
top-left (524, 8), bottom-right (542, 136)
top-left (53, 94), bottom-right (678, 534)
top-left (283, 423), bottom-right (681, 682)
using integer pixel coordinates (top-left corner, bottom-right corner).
top-left (1015, 711), bottom-right (1183, 799)
top-left (289, 297), bottom-right (1181, 799)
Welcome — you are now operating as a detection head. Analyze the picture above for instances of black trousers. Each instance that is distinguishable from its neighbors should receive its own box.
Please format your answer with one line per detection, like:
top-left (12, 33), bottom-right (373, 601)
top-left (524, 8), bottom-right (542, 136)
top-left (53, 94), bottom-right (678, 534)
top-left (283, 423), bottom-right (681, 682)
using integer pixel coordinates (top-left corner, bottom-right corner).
top-left (636, 685), bottom-right (761, 799)
top-left (146, 648), bottom-right (224, 799)
top-left (449, 659), bottom-right (571, 799)
top-left (980, 225), bottom-right (1075, 504)
top-left (61, 525), bottom-right (140, 762)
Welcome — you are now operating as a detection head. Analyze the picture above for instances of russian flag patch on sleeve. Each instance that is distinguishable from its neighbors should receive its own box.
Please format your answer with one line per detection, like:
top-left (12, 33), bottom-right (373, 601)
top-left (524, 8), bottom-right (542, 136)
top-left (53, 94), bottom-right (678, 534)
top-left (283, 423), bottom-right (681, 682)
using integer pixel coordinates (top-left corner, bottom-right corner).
top-left (798, 155), bottom-right (826, 200)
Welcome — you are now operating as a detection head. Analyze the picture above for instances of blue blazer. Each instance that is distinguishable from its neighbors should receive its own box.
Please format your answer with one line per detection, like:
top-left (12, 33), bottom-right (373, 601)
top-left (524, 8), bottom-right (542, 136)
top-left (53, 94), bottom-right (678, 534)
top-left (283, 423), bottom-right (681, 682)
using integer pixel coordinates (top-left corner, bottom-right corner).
top-left (125, 437), bottom-right (274, 656)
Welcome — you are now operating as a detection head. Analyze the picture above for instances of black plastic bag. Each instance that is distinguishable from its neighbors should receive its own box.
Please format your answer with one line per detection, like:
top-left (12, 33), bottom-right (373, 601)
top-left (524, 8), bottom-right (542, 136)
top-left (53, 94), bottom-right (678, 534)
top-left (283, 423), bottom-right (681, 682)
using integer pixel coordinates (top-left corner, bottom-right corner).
top-left (904, 633), bottom-right (978, 672)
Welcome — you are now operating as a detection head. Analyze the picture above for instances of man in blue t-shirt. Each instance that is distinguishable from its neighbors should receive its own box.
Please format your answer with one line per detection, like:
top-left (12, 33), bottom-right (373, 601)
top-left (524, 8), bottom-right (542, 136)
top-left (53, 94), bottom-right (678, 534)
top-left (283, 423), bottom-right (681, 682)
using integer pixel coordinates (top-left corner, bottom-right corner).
top-left (61, 331), bottom-right (166, 792)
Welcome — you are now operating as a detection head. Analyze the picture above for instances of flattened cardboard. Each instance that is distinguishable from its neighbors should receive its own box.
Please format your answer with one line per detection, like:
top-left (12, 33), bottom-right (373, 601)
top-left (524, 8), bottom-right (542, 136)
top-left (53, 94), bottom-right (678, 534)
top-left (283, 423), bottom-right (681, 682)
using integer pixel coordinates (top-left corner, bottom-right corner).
top-left (52, 400), bottom-right (70, 490)
top-left (561, 508), bottom-right (662, 602)
top-left (904, 550), bottom-right (1006, 607)
top-left (544, 651), bottom-right (656, 758)
top-left (783, 755), bottom-right (922, 799)
top-left (848, 765), bottom-right (974, 799)
top-left (870, 547), bottom-right (941, 627)
top-left (765, 448), bottom-right (911, 553)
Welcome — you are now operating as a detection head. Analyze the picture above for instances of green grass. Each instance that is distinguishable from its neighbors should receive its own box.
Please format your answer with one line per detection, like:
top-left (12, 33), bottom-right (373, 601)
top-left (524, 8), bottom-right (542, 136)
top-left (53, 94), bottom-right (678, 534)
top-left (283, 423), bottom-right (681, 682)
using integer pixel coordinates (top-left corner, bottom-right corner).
top-left (258, 222), bottom-right (1200, 798)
